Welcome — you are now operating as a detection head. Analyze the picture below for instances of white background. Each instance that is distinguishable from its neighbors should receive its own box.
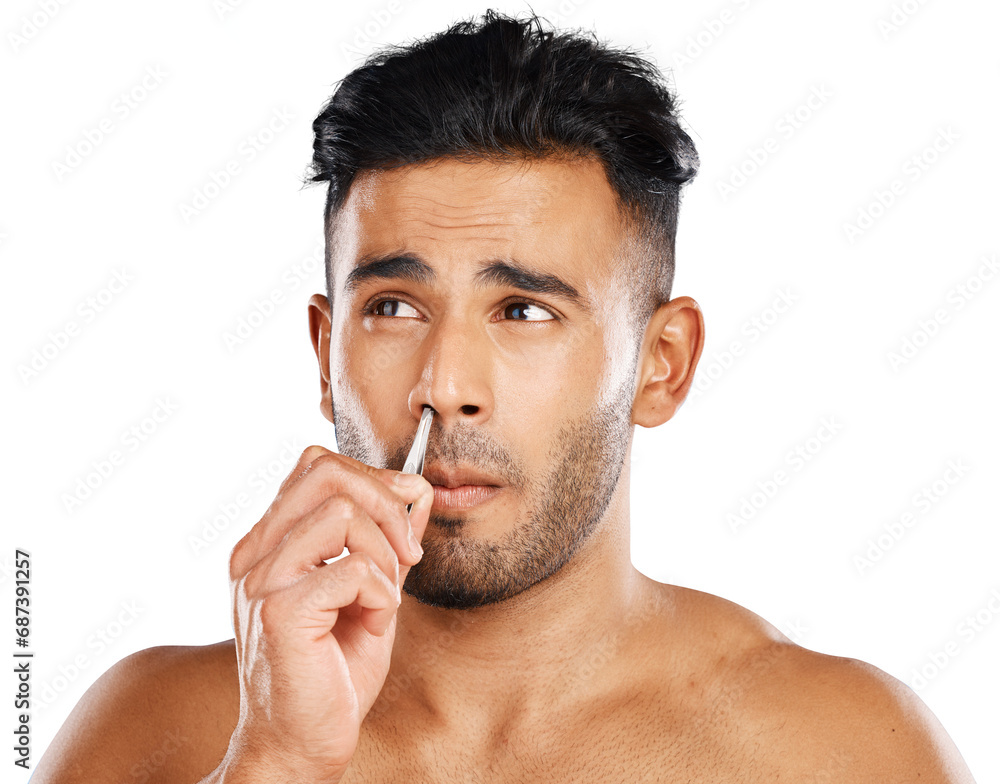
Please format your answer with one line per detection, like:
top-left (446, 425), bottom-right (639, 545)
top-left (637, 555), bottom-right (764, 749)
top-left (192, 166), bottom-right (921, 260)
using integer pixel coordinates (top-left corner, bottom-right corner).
top-left (3, 0), bottom-right (997, 780)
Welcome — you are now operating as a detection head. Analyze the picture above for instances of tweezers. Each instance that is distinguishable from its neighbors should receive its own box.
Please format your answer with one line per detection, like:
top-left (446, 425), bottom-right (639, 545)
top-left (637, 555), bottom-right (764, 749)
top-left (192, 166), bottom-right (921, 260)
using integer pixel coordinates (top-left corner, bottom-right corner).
top-left (401, 406), bottom-right (434, 513)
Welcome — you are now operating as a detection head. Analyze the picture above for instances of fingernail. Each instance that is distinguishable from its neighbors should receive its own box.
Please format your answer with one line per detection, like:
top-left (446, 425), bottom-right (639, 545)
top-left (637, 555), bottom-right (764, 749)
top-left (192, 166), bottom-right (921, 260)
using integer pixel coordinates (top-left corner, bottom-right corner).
top-left (395, 472), bottom-right (423, 487)
top-left (408, 528), bottom-right (424, 558)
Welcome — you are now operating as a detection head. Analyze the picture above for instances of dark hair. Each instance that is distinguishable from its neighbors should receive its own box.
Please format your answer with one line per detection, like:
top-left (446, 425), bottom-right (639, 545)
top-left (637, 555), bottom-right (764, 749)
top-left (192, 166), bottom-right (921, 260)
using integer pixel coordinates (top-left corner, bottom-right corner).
top-left (306, 9), bottom-right (699, 329)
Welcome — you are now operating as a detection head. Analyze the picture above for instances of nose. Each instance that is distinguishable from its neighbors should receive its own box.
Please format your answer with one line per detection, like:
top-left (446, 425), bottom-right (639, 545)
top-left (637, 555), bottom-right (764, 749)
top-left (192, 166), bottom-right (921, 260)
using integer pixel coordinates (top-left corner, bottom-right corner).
top-left (407, 317), bottom-right (494, 429)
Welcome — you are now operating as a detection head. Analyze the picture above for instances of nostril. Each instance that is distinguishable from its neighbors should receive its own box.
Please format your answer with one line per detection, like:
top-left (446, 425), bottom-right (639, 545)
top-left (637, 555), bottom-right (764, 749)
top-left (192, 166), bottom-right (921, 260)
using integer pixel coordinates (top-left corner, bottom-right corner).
top-left (459, 404), bottom-right (479, 416)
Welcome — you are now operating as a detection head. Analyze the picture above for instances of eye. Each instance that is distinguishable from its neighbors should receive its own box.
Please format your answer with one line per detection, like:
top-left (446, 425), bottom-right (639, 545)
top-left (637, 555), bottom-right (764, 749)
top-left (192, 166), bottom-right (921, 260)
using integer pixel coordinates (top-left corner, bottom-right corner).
top-left (365, 297), bottom-right (557, 322)
top-left (501, 301), bottom-right (556, 322)
top-left (366, 298), bottom-right (421, 318)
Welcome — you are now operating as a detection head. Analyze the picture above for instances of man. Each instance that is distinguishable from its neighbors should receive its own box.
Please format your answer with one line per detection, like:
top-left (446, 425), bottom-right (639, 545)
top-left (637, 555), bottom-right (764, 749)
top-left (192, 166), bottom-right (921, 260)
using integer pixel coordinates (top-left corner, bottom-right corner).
top-left (34, 10), bottom-right (976, 783)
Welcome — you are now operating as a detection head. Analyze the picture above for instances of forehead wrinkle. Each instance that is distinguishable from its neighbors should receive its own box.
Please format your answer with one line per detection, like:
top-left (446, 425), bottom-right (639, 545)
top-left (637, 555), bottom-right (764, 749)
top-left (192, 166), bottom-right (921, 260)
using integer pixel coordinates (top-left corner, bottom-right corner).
top-left (384, 205), bottom-right (535, 243)
top-left (408, 221), bottom-right (520, 231)
top-left (396, 190), bottom-right (524, 211)
top-left (393, 205), bottom-right (539, 230)
top-left (389, 184), bottom-right (548, 223)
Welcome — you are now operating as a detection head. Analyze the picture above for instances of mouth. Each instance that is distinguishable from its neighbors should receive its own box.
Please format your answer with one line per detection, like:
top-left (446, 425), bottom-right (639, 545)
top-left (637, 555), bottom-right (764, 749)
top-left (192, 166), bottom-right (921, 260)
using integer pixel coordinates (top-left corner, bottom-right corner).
top-left (422, 465), bottom-right (505, 511)
top-left (429, 484), bottom-right (503, 510)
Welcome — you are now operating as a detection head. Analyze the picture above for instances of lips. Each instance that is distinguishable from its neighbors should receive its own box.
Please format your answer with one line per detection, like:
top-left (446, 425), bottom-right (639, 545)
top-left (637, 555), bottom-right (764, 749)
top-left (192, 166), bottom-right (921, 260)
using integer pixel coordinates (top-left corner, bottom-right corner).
top-left (430, 484), bottom-right (503, 510)
top-left (422, 464), bottom-right (503, 489)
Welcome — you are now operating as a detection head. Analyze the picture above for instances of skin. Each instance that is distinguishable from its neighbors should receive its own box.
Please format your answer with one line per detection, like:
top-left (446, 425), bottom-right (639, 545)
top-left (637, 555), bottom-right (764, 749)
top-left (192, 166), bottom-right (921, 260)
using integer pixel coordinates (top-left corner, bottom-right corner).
top-left (31, 155), bottom-right (977, 784)
top-left (321, 154), bottom-right (661, 616)
top-left (307, 154), bottom-right (699, 751)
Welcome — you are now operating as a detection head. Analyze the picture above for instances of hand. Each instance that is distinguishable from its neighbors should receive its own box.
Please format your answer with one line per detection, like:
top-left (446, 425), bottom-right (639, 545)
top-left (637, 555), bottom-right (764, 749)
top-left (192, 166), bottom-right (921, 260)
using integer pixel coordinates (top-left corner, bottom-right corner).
top-left (217, 445), bottom-right (433, 783)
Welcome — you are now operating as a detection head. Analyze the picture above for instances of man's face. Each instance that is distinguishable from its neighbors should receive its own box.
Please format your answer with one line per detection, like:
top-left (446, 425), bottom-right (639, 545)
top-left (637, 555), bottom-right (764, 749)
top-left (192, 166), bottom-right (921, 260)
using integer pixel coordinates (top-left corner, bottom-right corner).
top-left (322, 155), bottom-right (643, 609)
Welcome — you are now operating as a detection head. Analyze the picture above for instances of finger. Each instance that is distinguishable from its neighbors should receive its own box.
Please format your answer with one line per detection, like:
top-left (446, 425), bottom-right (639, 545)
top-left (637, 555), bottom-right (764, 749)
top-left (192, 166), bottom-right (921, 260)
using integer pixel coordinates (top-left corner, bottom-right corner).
top-left (320, 450), bottom-right (430, 507)
top-left (247, 493), bottom-right (401, 596)
top-left (230, 445), bottom-right (332, 579)
top-left (268, 552), bottom-right (401, 640)
top-left (231, 451), bottom-right (417, 580)
top-left (397, 474), bottom-right (434, 588)
top-left (282, 444), bottom-right (333, 493)
top-left (276, 445), bottom-right (428, 508)
top-left (271, 445), bottom-right (419, 505)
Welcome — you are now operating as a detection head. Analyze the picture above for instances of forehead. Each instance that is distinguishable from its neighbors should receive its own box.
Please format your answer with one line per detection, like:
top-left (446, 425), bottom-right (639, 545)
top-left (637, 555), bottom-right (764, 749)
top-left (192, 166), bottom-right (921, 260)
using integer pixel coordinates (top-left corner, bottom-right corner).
top-left (330, 155), bottom-right (629, 294)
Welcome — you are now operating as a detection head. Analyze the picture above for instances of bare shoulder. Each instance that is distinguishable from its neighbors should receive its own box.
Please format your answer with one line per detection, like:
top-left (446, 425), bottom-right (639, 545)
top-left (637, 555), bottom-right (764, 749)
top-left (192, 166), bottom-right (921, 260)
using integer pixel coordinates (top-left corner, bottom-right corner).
top-left (32, 638), bottom-right (239, 784)
top-left (659, 583), bottom-right (977, 783)
top-left (763, 650), bottom-right (978, 782)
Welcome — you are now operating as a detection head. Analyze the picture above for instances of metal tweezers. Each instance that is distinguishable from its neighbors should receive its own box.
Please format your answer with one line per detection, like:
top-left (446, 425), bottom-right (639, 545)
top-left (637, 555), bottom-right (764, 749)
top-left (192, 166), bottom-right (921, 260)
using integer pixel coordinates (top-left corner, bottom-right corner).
top-left (401, 406), bottom-right (434, 513)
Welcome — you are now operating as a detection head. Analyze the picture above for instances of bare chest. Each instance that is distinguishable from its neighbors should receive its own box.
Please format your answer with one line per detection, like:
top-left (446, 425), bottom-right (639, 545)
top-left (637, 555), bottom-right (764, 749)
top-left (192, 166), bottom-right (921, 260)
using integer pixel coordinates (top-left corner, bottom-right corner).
top-left (337, 706), bottom-right (777, 784)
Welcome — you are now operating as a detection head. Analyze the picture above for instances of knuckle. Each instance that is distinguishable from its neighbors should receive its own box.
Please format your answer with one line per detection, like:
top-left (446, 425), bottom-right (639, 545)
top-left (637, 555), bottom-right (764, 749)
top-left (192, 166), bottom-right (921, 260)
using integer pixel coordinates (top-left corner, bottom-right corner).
top-left (301, 444), bottom-right (328, 464)
top-left (342, 551), bottom-right (375, 581)
top-left (240, 566), bottom-right (265, 598)
top-left (321, 492), bottom-right (358, 520)
top-left (290, 451), bottom-right (342, 487)
top-left (228, 538), bottom-right (250, 582)
top-left (280, 446), bottom-right (332, 490)
top-left (308, 452), bottom-right (341, 472)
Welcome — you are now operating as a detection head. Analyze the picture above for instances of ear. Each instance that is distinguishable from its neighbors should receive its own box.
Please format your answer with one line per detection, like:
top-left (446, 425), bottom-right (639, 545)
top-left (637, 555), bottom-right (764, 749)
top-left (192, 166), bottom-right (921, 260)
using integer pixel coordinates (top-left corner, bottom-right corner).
top-left (632, 296), bottom-right (705, 428)
top-left (308, 293), bottom-right (334, 424)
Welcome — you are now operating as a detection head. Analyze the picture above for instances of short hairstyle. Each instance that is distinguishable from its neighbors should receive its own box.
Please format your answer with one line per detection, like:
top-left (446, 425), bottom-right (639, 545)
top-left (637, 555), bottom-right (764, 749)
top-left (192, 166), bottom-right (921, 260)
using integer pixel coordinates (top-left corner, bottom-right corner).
top-left (306, 8), bottom-right (699, 330)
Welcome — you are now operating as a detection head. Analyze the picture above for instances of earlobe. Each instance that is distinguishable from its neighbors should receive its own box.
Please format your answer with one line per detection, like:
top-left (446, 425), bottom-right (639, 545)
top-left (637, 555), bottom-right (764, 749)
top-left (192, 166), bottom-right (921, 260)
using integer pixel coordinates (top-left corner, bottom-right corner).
top-left (632, 296), bottom-right (705, 428)
top-left (307, 293), bottom-right (335, 425)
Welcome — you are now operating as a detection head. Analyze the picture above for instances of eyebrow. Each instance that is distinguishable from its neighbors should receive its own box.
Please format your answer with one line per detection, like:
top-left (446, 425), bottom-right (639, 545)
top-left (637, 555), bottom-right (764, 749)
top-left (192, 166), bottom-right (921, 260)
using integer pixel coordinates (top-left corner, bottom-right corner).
top-left (343, 251), bottom-right (592, 313)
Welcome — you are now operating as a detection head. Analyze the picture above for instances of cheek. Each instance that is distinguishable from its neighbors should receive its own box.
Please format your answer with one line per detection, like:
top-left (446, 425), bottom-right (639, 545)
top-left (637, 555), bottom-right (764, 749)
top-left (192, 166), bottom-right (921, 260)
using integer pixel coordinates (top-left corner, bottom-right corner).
top-left (329, 329), bottom-right (399, 467)
top-left (335, 323), bottom-right (412, 405)
top-left (492, 328), bottom-right (607, 423)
